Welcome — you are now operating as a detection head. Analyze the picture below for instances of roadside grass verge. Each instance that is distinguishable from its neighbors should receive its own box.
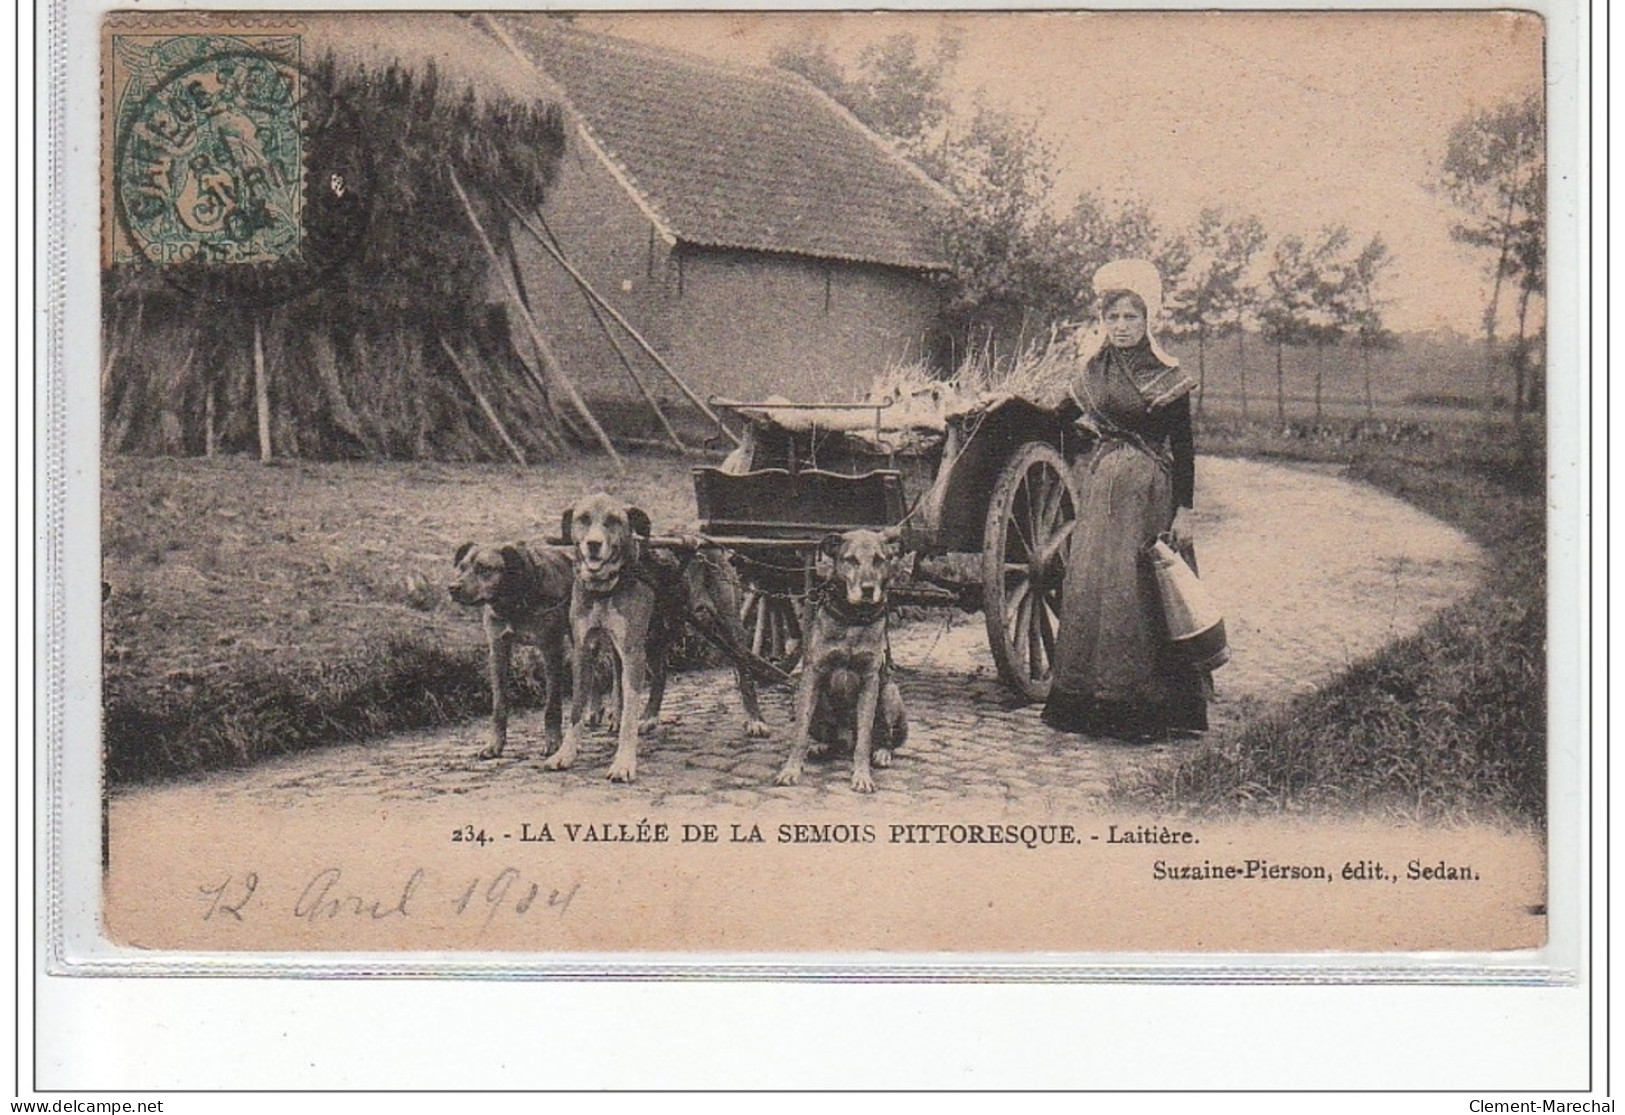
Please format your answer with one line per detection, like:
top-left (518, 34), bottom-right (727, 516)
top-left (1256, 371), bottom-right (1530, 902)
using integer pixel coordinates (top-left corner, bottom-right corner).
top-left (105, 636), bottom-right (515, 781)
top-left (1119, 416), bottom-right (1546, 825)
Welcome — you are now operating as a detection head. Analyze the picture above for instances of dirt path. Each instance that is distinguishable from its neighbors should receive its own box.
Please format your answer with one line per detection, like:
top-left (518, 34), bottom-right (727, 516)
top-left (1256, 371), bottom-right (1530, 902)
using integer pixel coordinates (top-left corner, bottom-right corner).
top-left (112, 457), bottom-right (1482, 816)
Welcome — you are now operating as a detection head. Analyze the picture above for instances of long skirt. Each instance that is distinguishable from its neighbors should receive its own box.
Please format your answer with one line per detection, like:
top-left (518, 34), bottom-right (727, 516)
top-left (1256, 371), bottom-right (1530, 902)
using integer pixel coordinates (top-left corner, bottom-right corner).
top-left (1041, 439), bottom-right (1208, 737)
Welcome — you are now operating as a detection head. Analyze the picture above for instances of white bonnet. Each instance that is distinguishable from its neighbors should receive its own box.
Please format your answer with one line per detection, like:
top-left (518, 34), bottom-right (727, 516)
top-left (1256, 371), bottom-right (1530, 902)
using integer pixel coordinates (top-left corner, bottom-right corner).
top-left (1088, 257), bottom-right (1177, 368)
top-left (1093, 258), bottom-right (1163, 320)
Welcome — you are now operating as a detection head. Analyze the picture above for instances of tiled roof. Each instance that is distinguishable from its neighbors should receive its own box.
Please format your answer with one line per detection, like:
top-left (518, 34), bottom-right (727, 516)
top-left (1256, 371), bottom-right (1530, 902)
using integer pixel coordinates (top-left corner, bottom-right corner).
top-left (496, 17), bottom-right (954, 272)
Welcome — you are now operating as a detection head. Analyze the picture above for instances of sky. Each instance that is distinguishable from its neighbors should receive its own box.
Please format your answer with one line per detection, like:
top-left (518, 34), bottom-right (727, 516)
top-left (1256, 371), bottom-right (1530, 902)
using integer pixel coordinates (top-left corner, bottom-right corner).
top-left (572, 10), bottom-right (1545, 334)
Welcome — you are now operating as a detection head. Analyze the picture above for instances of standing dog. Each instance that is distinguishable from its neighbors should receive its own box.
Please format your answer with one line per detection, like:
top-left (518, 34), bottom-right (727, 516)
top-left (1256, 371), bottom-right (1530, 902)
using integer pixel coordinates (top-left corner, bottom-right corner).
top-left (776, 528), bottom-right (908, 793)
top-left (544, 492), bottom-right (770, 783)
top-left (448, 541), bottom-right (574, 759)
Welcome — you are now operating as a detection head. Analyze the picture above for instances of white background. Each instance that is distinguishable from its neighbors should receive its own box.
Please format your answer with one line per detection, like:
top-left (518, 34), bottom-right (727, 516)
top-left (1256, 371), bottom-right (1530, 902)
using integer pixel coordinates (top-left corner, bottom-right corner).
top-left (15, 0), bottom-right (1607, 1105)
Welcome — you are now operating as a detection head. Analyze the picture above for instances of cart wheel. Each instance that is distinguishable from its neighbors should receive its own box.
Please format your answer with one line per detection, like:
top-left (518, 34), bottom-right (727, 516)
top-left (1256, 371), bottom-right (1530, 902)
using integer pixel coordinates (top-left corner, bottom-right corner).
top-left (738, 582), bottom-right (803, 672)
top-left (982, 441), bottom-right (1079, 702)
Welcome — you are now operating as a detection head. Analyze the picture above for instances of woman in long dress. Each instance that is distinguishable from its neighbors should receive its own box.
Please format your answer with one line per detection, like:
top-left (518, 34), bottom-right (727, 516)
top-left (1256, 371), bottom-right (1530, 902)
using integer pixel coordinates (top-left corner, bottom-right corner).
top-left (1042, 258), bottom-right (1208, 739)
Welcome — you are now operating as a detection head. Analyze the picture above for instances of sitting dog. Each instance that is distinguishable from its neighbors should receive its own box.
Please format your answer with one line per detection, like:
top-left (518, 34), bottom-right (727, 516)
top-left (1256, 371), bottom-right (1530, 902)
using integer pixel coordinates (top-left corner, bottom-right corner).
top-left (448, 540), bottom-right (574, 760)
top-left (776, 528), bottom-right (908, 793)
top-left (543, 492), bottom-right (769, 783)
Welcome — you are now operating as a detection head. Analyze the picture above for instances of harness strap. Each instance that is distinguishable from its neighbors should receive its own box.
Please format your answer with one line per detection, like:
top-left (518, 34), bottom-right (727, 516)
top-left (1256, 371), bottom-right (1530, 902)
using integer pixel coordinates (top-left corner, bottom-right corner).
top-left (815, 584), bottom-right (896, 677)
top-left (811, 578), bottom-right (890, 627)
top-left (516, 596), bottom-right (570, 622)
top-left (806, 584), bottom-right (898, 698)
top-left (490, 552), bottom-right (571, 622)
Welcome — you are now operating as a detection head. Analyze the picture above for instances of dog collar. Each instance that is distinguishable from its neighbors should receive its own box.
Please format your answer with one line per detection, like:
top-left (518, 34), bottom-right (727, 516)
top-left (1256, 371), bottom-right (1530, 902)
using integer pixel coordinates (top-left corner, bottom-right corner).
top-left (815, 582), bottom-right (889, 626)
top-left (576, 567), bottom-right (624, 597)
top-left (493, 595), bottom-right (570, 623)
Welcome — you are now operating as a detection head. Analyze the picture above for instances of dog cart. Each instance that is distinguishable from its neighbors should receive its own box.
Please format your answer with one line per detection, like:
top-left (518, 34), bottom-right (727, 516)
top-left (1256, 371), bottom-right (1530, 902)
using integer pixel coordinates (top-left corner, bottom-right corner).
top-left (691, 391), bottom-right (1088, 702)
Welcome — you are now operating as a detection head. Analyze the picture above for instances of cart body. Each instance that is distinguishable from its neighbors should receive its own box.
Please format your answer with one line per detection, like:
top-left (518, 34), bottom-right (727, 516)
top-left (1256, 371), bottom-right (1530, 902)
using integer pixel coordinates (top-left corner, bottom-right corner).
top-left (693, 391), bottom-right (1087, 700)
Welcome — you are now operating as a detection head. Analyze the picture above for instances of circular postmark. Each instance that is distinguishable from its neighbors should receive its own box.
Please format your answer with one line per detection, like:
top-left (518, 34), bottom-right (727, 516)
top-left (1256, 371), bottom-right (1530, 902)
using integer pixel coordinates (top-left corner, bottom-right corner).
top-left (112, 36), bottom-right (372, 307)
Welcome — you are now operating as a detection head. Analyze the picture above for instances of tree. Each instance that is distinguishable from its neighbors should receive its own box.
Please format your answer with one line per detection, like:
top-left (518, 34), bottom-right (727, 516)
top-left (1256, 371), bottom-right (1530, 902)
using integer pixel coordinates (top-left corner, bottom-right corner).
top-left (1164, 208), bottom-right (1266, 416)
top-left (770, 39), bottom-right (850, 113)
top-left (772, 33), bottom-right (1207, 365)
top-left (1054, 191), bottom-right (1180, 317)
top-left (927, 100), bottom-right (1070, 350)
top-left (1258, 235), bottom-right (1310, 425)
top-left (1336, 234), bottom-right (1396, 417)
top-left (851, 33), bottom-right (961, 159)
top-left (1259, 226), bottom-right (1348, 424)
top-left (1258, 236), bottom-right (1317, 425)
top-left (772, 32), bottom-right (959, 172)
top-left (1436, 92), bottom-right (1545, 425)
top-left (1505, 154), bottom-right (1546, 430)
top-left (1059, 192), bottom-right (1160, 270)
top-left (774, 35), bottom-right (1069, 359)
top-left (1301, 226), bottom-right (1354, 423)
top-left (1045, 191), bottom-right (1194, 337)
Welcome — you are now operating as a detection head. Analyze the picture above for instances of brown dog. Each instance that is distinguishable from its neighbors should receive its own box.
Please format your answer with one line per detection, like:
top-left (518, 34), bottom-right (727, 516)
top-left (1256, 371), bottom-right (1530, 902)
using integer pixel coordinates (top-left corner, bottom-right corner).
top-left (448, 541), bottom-right (574, 760)
top-left (544, 492), bottom-right (769, 783)
top-left (776, 528), bottom-right (908, 793)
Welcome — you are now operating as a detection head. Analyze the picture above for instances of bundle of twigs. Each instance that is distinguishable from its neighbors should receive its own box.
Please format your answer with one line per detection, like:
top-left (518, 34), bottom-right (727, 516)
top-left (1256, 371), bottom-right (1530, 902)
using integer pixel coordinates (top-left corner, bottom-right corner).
top-left (866, 322), bottom-right (1087, 411)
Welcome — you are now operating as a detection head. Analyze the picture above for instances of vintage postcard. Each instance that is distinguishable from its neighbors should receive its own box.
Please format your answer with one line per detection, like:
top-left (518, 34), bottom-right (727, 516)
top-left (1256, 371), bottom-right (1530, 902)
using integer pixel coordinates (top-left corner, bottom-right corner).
top-left (83, 7), bottom-right (1568, 960)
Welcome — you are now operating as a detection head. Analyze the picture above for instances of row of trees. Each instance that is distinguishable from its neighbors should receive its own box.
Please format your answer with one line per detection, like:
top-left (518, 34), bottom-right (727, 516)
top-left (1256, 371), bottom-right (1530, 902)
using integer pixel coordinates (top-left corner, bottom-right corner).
top-left (777, 33), bottom-right (1542, 427)
top-left (1437, 91), bottom-right (1546, 429)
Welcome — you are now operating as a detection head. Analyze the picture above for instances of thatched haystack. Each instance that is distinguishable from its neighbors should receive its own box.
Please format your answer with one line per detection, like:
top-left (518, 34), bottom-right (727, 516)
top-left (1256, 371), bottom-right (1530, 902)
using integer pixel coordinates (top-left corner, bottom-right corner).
top-left (103, 13), bottom-right (607, 462)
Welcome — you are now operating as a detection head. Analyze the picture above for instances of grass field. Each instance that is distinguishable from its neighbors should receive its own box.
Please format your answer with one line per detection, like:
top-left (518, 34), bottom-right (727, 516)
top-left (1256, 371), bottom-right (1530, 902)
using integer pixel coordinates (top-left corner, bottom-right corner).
top-left (102, 452), bottom-right (710, 780)
top-left (1194, 393), bottom-right (1500, 428)
top-left (1162, 327), bottom-right (1539, 420)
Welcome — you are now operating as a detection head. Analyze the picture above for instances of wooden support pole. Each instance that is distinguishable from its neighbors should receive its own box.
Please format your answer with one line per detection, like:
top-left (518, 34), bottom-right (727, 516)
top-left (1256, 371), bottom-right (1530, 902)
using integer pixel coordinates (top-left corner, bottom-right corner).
top-left (503, 198), bottom-right (739, 447)
top-left (449, 167), bottom-right (623, 471)
top-left (520, 210), bottom-right (688, 455)
top-left (101, 294), bottom-right (147, 403)
top-left (204, 379), bottom-right (217, 458)
top-left (254, 315), bottom-right (271, 463)
top-left (580, 285), bottom-right (689, 454)
top-left (498, 238), bottom-right (579, 458)
top-left (438, 335), bottom-right (528, 466)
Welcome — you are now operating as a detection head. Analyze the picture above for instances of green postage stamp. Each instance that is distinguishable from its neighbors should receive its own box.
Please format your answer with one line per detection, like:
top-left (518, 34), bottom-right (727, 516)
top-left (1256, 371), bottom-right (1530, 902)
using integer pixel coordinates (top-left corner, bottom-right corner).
top-left (110, 33), bottom-right (305, 266)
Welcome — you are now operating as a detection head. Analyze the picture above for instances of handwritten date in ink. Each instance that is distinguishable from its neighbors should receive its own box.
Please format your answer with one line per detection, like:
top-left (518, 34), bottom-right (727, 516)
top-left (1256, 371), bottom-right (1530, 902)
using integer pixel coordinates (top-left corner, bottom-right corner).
top-left (453, 868), bottom-right (581, 927)
top-left (198, 872), bottom-right (258, 920)
top-left (296, 867), bottom-right (424, 922)
top-left (194, 868), bottom-right (580, 926)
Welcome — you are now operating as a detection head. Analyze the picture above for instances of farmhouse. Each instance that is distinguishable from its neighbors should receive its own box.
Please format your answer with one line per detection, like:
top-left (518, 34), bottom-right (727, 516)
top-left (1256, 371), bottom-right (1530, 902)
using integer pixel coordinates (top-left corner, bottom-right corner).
top-left (492, 17), bottom-right (957, 434)
top-left (101, 13), bottom-right (955, 461)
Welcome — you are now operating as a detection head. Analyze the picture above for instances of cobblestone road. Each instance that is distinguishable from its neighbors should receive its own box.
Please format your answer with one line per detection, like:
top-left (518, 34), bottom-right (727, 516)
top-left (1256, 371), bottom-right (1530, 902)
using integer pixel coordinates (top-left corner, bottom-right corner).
top-left (156, 458), bottom-right (1481, 816)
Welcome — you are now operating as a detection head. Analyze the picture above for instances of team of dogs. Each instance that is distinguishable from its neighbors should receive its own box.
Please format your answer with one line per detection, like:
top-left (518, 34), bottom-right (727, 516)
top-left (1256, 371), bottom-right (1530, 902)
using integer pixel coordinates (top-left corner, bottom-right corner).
top-left (449, 492), bottom-right (908, 793)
